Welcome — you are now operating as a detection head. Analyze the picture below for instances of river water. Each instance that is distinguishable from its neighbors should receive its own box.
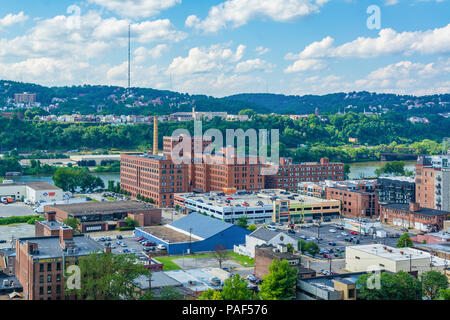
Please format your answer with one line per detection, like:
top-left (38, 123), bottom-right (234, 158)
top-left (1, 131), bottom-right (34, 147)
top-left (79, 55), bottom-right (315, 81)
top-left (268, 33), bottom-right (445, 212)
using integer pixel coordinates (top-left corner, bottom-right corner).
top-left (9, 172), bottom-right (121, 185)
top-left (347, 160), bottom-right (416, 179)
top-left (5, 161), bottom-right (416, 185)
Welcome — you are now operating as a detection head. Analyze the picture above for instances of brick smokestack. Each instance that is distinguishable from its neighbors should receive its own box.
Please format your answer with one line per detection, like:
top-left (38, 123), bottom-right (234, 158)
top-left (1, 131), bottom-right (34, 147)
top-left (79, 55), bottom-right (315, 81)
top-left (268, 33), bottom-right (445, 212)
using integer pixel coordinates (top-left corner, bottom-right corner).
top-left (45, 211), bottom-right (56, 222)
top-left (59, 226), bottom-right (73, 249)
top-left (153, 116), bottom-right (158, 155)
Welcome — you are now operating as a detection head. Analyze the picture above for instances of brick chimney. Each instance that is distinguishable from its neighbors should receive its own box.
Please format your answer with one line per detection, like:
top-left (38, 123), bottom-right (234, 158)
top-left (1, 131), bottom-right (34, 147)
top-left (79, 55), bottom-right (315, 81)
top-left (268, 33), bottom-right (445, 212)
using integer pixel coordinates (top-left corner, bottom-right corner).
top-left (410, 203), bottom-right (420, 212)
top-left (45, 211), bottom-right (56, 222)
top-left (59, 226), bottom-right (74, 250)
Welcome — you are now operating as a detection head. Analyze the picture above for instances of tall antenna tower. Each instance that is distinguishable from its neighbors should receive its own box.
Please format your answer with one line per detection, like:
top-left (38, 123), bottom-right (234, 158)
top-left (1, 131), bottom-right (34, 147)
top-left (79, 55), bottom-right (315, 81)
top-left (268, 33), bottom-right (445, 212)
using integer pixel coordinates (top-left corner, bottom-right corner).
top-left (128, 24), bottom-right (131, 91)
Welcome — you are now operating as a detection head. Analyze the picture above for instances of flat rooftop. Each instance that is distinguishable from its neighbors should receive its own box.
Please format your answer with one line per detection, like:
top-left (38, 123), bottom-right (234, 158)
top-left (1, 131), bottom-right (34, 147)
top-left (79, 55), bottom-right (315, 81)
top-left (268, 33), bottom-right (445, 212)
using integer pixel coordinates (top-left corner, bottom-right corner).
top-left (18, 235), bottom-right (103, 259)
top-left (37, 219), bottom-right (65, 231)
top-left (348, 244), bottom-right (434, 261)
top-left (164, 268), bottom-right (230, 292)
top-left (381, 203), bottom-right (450, 216)
top-left (179, 189), bottom-right (337, 209)
top-left (141, 225), bottom-right (200, 243)
top-left (0, 181), bottom-right (61, 191)
top-left (123, 153), bottom-right (168, 161)
top-left (45, 201), bottom-right (155, 216)
top-left (417, 242), bottom-right (450, 254)
top-left (377, 177), bottom-right (415, 183)
top-left (299, 272), bottom-right (369, 292)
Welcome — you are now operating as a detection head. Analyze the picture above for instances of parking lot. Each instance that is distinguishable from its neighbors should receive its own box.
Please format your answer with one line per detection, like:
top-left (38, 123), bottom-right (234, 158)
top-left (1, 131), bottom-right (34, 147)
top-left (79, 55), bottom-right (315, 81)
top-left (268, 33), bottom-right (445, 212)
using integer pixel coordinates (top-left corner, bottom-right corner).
top-left (92, 233), bottom-right (167, 258)
top-left (0, 202), bottom-right (36, 218)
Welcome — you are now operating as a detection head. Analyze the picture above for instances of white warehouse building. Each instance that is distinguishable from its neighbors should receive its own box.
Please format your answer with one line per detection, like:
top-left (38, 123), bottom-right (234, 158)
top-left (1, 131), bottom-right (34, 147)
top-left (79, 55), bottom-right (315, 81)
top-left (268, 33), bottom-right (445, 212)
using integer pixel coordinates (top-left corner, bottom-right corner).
top-left (0, 181), bottom-right (63, 204)
top-left (345, 244), bottom-right (449, 274)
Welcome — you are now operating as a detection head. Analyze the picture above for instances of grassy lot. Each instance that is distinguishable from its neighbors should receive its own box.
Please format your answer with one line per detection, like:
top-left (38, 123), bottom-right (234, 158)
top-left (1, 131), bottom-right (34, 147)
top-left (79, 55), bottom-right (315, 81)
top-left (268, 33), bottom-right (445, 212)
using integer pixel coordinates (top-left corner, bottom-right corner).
top-left (105, 197), bottom-right (116, 201)
top-left (154, 252), bottom-right (254, 271)
top-left (153, 256), bottom-right (182, 271)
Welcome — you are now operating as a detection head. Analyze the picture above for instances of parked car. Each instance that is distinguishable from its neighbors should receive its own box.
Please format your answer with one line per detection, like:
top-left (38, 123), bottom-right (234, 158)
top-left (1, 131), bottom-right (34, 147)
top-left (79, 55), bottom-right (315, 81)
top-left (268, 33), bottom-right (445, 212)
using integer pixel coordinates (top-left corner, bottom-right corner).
top-left (344, 237), bottom-right (352, 242)
top-left (120, 243), bottom-right (127, 247)
top-left (0, 240), bottom-right (7, 244)
top-left (350, 231), bottom-right (358, 235)
top-left (136, 236), bottom-right (145, 242)
top-left (329, 229), bottom-right (336, 233)
top-left (157, 244), bottom-right (166, 250)
top-left (334, 253), bottom-right (342, 258)
top-left (123, 249), bottom-right (130, 253)
top-left (328, 241), bottom-right (337, 246)
top-left (323, 253), bottom-right (331, 259)
top-left (116, 235), bottom-right (123, 240)
top-left (288, 229), bottom-right (296, 234)
top-left (267, 225), bottom-right (277, 231)
top-left (143, 242), bottom-right (157, 247)
top-left (341, 232), bottom-right (348, 236)
top-left (99, 237), bottom-right (106, 242)
top-left (336, 225), bottom-right (344, 230)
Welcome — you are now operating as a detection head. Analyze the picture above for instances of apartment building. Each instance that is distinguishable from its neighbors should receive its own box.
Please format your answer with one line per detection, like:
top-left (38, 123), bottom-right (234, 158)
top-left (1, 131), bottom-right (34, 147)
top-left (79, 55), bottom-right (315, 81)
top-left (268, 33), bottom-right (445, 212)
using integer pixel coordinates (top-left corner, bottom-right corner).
top-left (415, 156), bottom-right (450, 211)
top-left (121, 154), bottom-right (189, 207)
top-left (325, 180), bottom-right (379, 218)
top-left (15, 226), bottom-right (104, 300)
top-left (376, 177), bottom-right (415, 205)
top-left (265, 157), bottom-right (344, 192)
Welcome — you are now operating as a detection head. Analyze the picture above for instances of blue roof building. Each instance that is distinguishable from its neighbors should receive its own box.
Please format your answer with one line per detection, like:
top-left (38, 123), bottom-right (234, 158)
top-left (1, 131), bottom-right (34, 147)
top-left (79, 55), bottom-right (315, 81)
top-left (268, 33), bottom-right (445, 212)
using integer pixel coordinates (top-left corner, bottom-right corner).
top-left (134, 213), bottom-right (251, 255)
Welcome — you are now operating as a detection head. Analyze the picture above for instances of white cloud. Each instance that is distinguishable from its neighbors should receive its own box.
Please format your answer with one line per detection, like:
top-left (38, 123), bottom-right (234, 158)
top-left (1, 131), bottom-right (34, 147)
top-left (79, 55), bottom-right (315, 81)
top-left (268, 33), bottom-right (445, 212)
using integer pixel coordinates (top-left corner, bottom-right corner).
top-left (0, 12), bottom-right (185, 60)
top-left (134, 44), bottom-right (169, 63)
top-left (287, 24), bottom-right (450, 60)
top-left (0, 12), bottom-right (28, 29)
top-left (256, 46), bottom-right (271, 55)
top-left (384, 0), bottom-right (399, 6)
top-left (88, 0), bottom-right (181, 18)
top-left (284, 59), bottom-right (326, 73)
top-left (167, 44), bottom-right (246, 75)
top-left (235, 58), bottom-right (274, 73)
top-left (0, 58), bottom-right (93, 85)
top-left (92, 18), bottom-right (186, 43)
top-left (185, 0), bottom-right (329, 33)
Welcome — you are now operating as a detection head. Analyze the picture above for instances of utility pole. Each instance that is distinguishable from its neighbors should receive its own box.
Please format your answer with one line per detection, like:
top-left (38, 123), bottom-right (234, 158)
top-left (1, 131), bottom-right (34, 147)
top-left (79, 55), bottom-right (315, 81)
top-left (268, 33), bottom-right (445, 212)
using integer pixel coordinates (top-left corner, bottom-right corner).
top-left (128, 24), bottom-right (131, 91)
top-left (188, 227), bottom-right (192, 255)
top-left (317, 222), bottom-right (320, 243)
top-left (329, 257), bottom-right (332, 274)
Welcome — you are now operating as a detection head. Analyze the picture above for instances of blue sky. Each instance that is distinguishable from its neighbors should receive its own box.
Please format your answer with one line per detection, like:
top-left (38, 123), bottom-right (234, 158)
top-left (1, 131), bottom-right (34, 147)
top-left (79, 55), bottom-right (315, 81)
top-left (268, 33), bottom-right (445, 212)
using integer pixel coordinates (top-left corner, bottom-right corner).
top-left (0, 0), bottom-right (448, 97)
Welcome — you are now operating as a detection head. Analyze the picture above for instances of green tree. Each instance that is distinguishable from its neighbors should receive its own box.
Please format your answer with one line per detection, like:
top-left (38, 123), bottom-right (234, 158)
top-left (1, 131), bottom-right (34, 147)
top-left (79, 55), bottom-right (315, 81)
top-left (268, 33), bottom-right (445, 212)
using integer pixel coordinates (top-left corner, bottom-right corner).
top-left (237, 217), bottom-right (248, 228)
top-left (66, 252), bottom-right (150, 300)
top-left (438, 289), bottom-right (450, 300)
top-left (158, 286), bottom-right (185, 300)
top-left (247, 224), bottom-right (257, 232)
top-left (220, 274), bottom-right (254, 300)
top-left (421, 271), bottom-right (449, 300)
top-left (286, 243), bottom-right (294, 253)
top-left (304, 241), bottom-right (320, 256)
top-left (63, 218), bottom-right (81, 233)
top-left (124, 217), bottom-right (139, 228)
top-left (356, 271), bottom-right (423, 300)
top-left (397, 233), bottom-right (413, 248)
top-left (198, 289), bottom-right (223, 300)
top-left (344, 164), bottom-right (351, 180)
top-left (298, 240), bottom-right (307, 254)
top-left (258, 260), bottom-right (298, 300)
